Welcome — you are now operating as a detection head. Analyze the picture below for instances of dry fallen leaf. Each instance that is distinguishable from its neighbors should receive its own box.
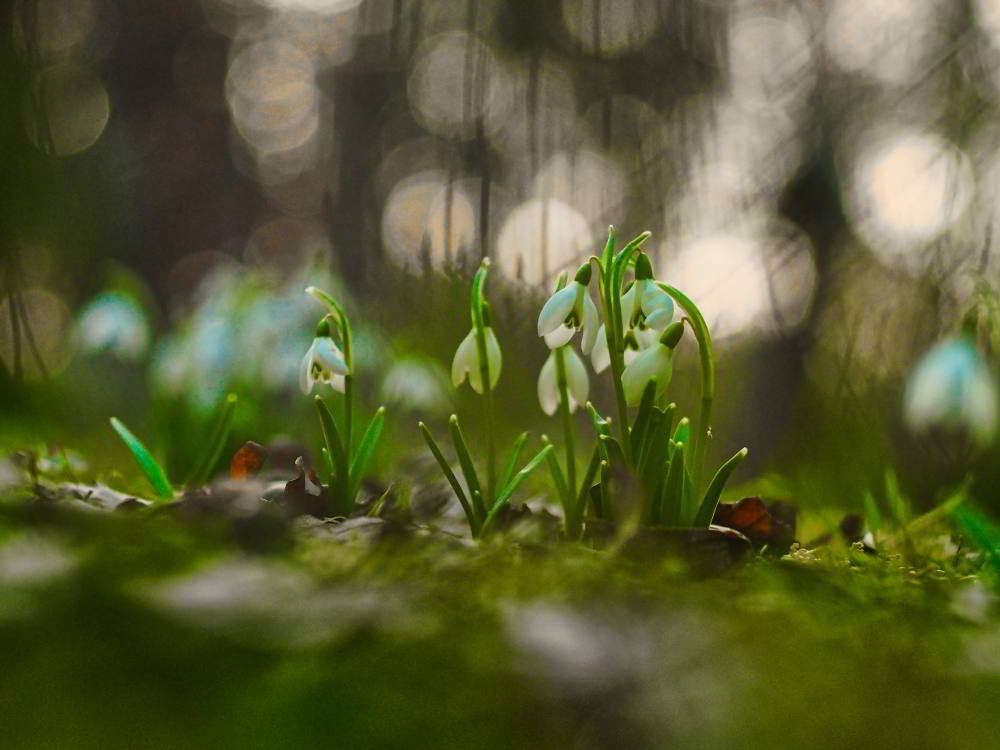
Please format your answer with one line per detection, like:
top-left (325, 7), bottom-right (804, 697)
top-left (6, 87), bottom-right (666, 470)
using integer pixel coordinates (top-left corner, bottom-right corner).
top-left (229, 442), bottom-right (268, 481)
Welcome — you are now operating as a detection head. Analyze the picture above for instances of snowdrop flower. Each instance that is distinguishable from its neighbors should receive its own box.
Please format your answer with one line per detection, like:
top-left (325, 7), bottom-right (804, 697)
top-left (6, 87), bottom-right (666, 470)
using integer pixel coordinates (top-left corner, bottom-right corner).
top-left (537, 264), bottom-right (599, 353)
top-left (74, 292), bottom-right (149, 361)
top-left (590, 320), bottom-right (657, 374)
top-left (904, 337), bottom-right (997, 444)
top-left (452, 326), bottom-right (502, 394)
top-left (621, 322), bottom-right (684, 405)
top-left (299, 319), bottom-right (350, 395)
top-left (537, 347), bottom-right (589, 416)
top-left (622, 253), bottom-right (674, 334)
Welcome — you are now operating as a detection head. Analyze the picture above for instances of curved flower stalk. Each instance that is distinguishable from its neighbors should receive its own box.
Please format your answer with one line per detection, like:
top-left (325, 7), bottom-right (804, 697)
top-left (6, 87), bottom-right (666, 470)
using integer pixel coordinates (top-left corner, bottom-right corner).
top-left (904, 336), bottom-right (997, 445)
top-left (305, 286), bottom-right (386, 518)
top-left (549, 226), bottom-right (748, 532)
top-left (422, 259), bottom-right (552, 538)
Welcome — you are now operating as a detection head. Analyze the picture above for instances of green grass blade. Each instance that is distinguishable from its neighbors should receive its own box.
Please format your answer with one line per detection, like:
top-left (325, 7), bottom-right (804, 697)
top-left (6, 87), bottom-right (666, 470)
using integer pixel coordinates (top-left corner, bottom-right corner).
top-left (693, 448), bottom-right (749, 527)
top-left (481, 445), bottom-right (553, 536)
top-left (185, 393), bottom-right (238, 488)
top-left (349, 407), bottom-right (386, 502)
top-left (419, 422), bottom-right (478, 535)
top-left (109, 417), bottom-right (173, 500)
top-left (449, 414), bottom-right (485, 517)
top-left (863, 491), bottom-right (881, 535)
top-left (498, 432), bottom-right (529, 493)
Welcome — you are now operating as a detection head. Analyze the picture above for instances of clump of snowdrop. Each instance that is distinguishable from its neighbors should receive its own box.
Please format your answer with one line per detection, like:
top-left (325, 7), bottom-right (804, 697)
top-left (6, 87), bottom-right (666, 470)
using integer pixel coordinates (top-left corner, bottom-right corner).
top-left (533, 227), bottom-right (748, 535)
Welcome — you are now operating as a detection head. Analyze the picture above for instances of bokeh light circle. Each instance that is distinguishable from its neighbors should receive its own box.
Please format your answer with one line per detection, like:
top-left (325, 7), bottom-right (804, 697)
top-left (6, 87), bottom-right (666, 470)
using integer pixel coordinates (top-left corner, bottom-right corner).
top-left (496, 199), bottom-right (592, 286)
top-left (661, 220), bottom-right (817, 340)
top-left (843, 129), bottom-right (974, 270)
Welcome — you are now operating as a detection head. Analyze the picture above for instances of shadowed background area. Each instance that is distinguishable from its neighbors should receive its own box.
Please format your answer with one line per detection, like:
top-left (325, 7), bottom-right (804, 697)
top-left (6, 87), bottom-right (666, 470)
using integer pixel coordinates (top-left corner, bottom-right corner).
top-left (3, 0), bottom-right (1000, 513)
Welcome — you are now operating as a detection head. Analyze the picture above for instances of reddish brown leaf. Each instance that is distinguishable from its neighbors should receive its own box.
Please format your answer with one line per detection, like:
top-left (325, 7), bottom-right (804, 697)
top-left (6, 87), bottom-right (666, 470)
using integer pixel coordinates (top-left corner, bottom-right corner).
top-left (713, 497), bottom-right (796, 552)
top-left (229, 441), bottom-right (268, 481)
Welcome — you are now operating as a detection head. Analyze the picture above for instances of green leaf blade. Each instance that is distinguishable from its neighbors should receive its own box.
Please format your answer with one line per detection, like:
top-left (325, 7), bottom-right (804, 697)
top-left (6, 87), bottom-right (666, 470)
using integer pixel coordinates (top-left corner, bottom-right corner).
top-left (109, 417), bottom-right (173, 500)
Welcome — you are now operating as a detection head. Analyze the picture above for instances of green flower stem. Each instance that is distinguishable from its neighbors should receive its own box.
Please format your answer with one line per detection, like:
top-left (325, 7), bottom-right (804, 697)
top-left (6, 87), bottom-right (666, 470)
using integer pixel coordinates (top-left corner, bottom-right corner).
top-left (657, 283), bottom-right (715, 493)
top-left (470, 260), bottom-right (496, 504)
top-left (554, 346), bottom-right (578, 534)
top-left (596, 229), bottom-right (650, 465)
top-left (592, 256), bottom-right (630, 462)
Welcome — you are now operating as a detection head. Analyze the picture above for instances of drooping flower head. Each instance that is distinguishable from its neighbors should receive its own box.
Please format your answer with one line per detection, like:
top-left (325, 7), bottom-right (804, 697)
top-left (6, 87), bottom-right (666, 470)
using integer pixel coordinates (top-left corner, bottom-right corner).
top-left (904, 336), bottom-right (997, 444)
top-left (537, 347), bottom-right (589, 416)
top-left (452, 303), bottom-right (502, 395)
top-left (621, 321), bottom-right (685, 405)
top-left (622, 253), bottom-right (674, 334)
top-left (537, 263), bottom-right (599, 353)
top-left (300, 318), bottom-right (350, 395)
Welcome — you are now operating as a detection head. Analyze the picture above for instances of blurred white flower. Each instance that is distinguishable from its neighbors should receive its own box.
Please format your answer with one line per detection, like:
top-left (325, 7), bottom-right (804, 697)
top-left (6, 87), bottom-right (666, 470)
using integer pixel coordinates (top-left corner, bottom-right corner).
top-left (380, 356), bottom-right (451, 415)
top-left (904, 337), bottom-right (997, 444)
top-left (73, 292), bottom-right (149, 361)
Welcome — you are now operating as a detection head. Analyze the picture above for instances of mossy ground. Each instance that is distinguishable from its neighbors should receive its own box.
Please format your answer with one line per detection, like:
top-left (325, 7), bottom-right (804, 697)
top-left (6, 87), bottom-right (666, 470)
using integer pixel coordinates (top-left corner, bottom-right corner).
top-left (1, 483), bottom-right (998, 750)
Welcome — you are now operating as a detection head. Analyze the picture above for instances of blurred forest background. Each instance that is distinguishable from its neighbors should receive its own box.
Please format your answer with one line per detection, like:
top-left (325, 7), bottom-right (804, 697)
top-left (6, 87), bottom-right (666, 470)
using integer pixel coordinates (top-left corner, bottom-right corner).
top-left (2, 0), bottom-right (999, 514)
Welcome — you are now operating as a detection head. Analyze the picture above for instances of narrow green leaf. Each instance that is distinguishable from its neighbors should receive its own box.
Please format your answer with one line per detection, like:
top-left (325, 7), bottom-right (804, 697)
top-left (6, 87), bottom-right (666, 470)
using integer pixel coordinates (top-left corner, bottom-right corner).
top-left (656, 442), bottom-right (686, 526)
top-left (499, 432), bottom-right (529, 494)
top-left (541, 436), bottom-right (571, 514)
top-left (693, 448), bottom-right (749, 527)
top-left (573, 443), bottom-right (603, 534)
top-left (638, 403), bottom-right (674, 481)
top-left (481, 445), bottom-right (553, 535)
top-left (109, 417), bottom-right (173, 500)
top-left (186, 393), bottom-right (238, 488)
top-left (419, 422), bottom-right (478, 535)
top-left (629, 380), bottom-right (657, 461)
top-left (671, 418), bottom-right (690, 457)
top-left (349, 407), bottom-right (386, 502)
top-left (586, 402), bottom-right (612, 439)
top-left (449, 414), bottom-right (484, 517)
top-left (315, 396), bottom-right (347, 479)
top-left (316, 396), bottom-right (349, 514)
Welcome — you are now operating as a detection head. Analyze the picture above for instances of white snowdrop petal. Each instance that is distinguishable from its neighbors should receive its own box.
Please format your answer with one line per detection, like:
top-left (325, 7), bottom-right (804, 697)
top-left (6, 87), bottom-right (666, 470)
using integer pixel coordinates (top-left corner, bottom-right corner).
top-left (537, 285), bottom-right (579, 336)
top-left (591, 326), bottom-right (611, 373)
top-left (486, 327), bottom-right (503, 389)
top-left (544, 324), bottom-right (576, 349)
top-left (581, 294), bottom-right (599, 355)
top-left (537, 353), bottom-right (559, 416)
top-left (564, 348), bottom-right (589, 409)
top-left (622, 345), bottom-right (672, 405)
top-left (451, 330), bottom-right (477, 388)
